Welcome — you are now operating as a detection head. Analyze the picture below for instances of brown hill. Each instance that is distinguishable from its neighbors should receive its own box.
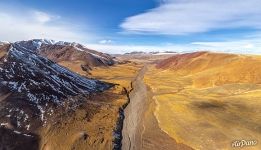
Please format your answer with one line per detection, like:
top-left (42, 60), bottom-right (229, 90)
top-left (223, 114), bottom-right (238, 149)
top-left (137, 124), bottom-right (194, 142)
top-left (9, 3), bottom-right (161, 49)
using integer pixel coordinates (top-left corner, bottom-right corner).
top-left (0, 40), bottom-right (127, 149)
top-left (0, 43), bottom-right (10, 63)
top-left (156, 51), bottom-right (261, 87)
top-left (16, 39), bottom-right (115, 74)
top-left (39, 43), bottom-right (114, 67)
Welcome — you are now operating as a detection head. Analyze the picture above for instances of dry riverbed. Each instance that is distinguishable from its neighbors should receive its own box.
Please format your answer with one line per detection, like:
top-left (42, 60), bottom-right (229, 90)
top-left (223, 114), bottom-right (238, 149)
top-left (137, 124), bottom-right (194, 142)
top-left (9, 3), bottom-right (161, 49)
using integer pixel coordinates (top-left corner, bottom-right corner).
top-left (122, 65), bottom-right (192, 150)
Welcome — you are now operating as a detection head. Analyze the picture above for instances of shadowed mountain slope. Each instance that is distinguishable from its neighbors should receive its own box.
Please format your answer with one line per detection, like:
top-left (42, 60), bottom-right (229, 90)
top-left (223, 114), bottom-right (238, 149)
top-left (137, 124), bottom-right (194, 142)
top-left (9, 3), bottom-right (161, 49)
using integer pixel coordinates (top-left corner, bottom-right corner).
top-left (0, 41), bottom-right (114, 134)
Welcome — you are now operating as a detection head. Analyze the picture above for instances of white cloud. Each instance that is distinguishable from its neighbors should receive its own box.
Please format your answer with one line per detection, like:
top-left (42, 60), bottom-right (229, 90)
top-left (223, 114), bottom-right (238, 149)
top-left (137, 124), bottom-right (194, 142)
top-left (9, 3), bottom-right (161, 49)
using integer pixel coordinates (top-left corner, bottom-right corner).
top-left (87, 41), bottom-right (261, 54)
top-left (33, 11), bottom-right (55, 24)
top-left (86, 43), bottom-right (186, 54)
top-left (191, 39), bottom-right (261, 54)
top-left (0, 6), bottom-right (92, 42)
top-left (87, 33), bottom-right (261, 54)
top-left (243, 44), bottom-right (254, 49)
top-left (121, 0), bottom-right (261, 35)
top-left (99, 39), bottom-right (113, 44)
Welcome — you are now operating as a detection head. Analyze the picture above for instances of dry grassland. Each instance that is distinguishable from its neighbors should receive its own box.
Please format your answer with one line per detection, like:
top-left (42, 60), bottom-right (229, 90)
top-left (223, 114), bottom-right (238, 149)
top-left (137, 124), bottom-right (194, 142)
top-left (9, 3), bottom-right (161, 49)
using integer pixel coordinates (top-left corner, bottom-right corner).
top-left (144, 52), bottom-right (261, 149)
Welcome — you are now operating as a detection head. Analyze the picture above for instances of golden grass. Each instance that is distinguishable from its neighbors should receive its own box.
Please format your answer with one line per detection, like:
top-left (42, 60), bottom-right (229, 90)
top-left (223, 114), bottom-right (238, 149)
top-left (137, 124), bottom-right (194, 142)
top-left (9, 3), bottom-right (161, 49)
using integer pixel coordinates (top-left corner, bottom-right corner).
top-left (59, 60), bottom-right (87, 76)
top-left (38, 89), bottom-right (127, 150)
top-left (37, 62), bottom-right (142, 150)
top-left (59, 60), bottom-right (142, 90)
top-left (145, 52), bottom-right (261, 149)
top-left (90, 63), bottom-right (143, 90)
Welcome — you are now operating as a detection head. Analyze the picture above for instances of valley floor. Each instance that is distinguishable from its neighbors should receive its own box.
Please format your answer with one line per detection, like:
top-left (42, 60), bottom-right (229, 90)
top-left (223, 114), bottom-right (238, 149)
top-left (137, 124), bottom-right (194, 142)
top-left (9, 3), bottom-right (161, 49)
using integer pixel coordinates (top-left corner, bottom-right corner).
top-left (120, 52), bottom-right (261, 150)
top-left (122, 64), bottom-right (192, 150)
top-left (144, 66), bottom-right (261, 150)
top-left (1, 50), bottom-right (260, 150)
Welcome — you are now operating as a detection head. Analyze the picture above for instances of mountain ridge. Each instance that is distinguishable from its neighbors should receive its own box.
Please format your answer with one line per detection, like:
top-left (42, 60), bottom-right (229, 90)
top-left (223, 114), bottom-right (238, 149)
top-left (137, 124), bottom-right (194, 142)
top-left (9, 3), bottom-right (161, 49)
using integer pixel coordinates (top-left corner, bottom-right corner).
top-left (0, 41), bottom-right (114, 133)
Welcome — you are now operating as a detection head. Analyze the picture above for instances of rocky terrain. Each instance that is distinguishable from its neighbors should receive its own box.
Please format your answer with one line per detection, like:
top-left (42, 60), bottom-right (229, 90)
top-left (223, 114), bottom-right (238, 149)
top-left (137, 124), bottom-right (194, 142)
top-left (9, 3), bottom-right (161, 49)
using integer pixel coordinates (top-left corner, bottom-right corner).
top-left (15, 39), bottom-right (115, 74)
top-left (1, 43), bottom-right (260, 150)
top-left (0, 40), bottom-right (129, 149)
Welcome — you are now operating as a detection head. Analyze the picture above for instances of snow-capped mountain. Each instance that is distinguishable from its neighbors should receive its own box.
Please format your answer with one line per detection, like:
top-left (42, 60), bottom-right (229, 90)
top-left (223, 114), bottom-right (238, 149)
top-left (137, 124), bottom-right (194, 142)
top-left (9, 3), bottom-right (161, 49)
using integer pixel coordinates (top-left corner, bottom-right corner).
top-left (0, 41), bottom-right (10, 46)
top-left (15, 39), bottom-right (115, 73)
top-left (0, 41), bottom-right (114, 132)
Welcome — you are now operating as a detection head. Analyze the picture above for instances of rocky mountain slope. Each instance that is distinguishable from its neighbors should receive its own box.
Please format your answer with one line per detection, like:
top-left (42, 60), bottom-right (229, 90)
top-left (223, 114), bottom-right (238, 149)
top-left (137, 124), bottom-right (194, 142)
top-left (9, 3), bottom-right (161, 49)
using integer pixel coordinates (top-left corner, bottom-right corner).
top-left (16, 39), bottom-right (115, 73)
top-left (0, 40), bottom-right (116, 148)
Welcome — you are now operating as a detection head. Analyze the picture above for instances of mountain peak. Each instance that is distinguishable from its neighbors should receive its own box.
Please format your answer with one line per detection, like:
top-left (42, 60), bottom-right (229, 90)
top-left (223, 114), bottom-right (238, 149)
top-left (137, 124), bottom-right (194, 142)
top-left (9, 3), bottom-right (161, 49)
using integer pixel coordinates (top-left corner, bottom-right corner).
top-left (0, 41), bottom-right (114, 131)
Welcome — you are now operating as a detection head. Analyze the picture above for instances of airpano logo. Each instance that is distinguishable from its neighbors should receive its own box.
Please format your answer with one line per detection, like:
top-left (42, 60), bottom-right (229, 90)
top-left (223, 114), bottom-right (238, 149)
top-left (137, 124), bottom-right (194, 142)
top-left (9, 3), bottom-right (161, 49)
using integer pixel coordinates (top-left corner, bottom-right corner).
top-left (232, 139), bottom-right (258, 148)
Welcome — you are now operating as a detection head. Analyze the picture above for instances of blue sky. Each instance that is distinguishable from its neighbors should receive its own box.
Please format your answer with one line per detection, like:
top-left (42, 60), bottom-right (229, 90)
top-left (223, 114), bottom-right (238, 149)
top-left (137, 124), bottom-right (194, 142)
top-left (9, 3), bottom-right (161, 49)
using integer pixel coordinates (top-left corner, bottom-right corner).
top-left (0, 0), bottom-right (261, 54)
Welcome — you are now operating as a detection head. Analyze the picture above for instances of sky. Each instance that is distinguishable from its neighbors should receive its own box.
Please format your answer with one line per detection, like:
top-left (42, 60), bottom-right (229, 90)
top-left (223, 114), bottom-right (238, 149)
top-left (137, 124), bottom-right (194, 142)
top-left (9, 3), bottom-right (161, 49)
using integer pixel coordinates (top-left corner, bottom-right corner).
top-left (0, 0), bottom-right (261, 54)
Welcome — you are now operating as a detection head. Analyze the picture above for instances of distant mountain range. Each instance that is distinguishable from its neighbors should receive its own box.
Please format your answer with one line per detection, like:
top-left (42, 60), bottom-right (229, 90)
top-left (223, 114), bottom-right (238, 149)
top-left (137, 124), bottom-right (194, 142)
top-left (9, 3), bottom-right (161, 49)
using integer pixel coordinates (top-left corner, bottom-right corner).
top-left (124, 51), bottom-right (176, 55)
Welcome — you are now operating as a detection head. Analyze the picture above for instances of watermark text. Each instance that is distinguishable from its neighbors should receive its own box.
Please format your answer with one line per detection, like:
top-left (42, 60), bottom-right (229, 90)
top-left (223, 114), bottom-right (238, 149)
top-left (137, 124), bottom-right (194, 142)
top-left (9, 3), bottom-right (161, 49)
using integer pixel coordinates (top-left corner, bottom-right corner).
top-left (232, 139), bottom-right (258, 148)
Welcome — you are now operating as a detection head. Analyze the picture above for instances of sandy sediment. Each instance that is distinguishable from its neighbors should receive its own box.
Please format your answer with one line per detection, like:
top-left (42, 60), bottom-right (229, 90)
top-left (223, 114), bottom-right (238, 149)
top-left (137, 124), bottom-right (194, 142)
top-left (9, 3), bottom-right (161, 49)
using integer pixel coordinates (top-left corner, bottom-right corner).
top-left (122, 65), bottom-right (148, 150)
top-left (122, 65), bottom-right (192, 150)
